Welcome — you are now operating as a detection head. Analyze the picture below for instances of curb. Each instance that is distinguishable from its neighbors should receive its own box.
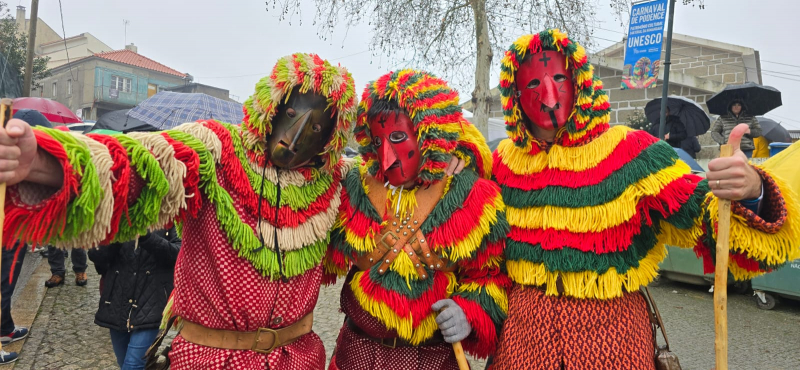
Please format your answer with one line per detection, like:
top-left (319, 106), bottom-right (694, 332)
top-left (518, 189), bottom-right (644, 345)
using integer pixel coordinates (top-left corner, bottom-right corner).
top-left (4, 254), bottom-right (50, 369)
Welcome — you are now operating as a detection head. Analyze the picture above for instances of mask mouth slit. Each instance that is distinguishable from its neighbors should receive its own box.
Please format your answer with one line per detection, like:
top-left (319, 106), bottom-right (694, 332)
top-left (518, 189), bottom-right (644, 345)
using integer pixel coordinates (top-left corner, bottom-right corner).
top-left (278, 140), bottom-right (298, 153)
top-left (388, 160), bottom-right (401, 170)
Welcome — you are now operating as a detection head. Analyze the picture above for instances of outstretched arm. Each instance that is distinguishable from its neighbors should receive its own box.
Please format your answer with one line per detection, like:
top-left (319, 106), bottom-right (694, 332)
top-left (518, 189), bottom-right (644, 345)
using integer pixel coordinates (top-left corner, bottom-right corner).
top-left (664, 125), bottom-right (799, 279)
top-left (1, 119), bottom-right (213, 250)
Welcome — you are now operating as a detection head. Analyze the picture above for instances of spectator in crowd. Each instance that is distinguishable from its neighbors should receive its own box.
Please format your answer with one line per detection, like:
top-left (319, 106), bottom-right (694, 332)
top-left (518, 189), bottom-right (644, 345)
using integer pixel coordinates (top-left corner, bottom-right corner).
top-left (88, 228), bottom-right (180, 370)
top-left (648, 108), bottom-right (701, 158)
top-left (44, 247), bottom-right (88, 288)
top-left (711, 99), bottom-right (762, 158)
top-left (0, 242), bottom-right (30, 364)
top-left (753, 136), bottom-right (770, 158)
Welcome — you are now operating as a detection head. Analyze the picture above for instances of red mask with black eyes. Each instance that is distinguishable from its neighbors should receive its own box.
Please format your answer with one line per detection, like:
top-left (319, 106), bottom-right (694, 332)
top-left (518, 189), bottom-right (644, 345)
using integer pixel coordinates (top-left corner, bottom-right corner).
top-left (369, 112), bottom-right (421, 187)
top-left (515, 50), bottom-right (575, 130)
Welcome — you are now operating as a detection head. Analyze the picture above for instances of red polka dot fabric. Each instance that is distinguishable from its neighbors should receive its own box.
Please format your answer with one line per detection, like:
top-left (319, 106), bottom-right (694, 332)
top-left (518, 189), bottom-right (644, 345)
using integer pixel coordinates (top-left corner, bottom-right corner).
top-left (329, 276), bottom-right (462, 370)
top-left (489, 285), bottom-right (655, 370)
top-left (330, 325), bottom-right (461, 370)
top-left (168, 188), bottom-right (326, 369)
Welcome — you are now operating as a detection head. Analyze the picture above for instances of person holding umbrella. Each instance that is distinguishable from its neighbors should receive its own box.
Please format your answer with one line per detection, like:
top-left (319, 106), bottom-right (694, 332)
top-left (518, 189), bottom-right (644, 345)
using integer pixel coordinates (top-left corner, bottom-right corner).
top-left (711, 99), bottom-right (762, 158)
top-left (645, 96), bottom-right (710, 159)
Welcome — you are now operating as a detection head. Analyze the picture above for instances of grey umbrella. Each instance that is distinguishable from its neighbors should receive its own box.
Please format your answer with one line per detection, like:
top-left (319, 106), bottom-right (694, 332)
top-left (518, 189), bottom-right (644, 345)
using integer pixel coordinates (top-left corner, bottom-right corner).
top-left (706, 82), bottom-right (782, 116)
top-left (645, 95), bottom-right (710, 137)
top-left (756, 117), bottom-right (792, 143)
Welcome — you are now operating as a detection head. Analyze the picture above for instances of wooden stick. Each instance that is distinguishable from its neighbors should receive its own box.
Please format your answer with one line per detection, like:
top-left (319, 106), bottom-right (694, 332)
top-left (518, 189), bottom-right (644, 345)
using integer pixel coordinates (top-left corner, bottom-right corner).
top-left (0, 98), bottom-right (13, 353)
top-left (714, 144), bottom-right (733, 370)
top-left (452, 341), bottom-right (469, 370)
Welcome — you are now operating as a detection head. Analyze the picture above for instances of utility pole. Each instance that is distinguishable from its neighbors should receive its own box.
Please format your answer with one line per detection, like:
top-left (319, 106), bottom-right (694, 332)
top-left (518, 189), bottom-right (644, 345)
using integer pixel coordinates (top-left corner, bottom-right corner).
top-left (22, 0), bottom-right (40, 97)
top-left (657, 0), bottom-right (676, 140)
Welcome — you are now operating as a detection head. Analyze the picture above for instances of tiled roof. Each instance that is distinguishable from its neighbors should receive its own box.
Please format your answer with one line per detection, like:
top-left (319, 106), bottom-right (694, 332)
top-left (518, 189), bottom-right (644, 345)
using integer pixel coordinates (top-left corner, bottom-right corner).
top-left (93, 49), bottom-right (186, 77)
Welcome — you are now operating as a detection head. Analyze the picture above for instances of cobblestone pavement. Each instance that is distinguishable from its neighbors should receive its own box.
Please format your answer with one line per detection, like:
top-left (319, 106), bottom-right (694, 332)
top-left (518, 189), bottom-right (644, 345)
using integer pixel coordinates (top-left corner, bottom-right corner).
top-left (14, 261), bottom-right (800, 369)
top-left (14, 255), bottom-right (118, 370)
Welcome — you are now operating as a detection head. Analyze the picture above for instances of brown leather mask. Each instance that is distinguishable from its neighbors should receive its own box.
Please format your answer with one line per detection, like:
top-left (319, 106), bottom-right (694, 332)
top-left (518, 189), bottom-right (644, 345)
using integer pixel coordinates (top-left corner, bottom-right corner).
top-left (267, 87), bottom-right (336, 169)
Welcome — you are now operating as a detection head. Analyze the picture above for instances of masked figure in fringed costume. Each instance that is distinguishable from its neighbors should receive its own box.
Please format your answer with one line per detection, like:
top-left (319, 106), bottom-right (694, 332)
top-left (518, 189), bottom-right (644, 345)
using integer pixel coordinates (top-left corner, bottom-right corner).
top-left (0, 53), bottom-right (357, 370)
top-left (487, 30), bottom-right (800, 370)
top-left (324, 70), bottom-right (510, 370)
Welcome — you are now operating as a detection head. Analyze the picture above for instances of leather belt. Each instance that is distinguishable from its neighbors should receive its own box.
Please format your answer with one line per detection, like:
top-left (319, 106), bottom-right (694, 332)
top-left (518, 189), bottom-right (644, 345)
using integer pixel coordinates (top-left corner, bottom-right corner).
top-left (179, 313), bottom-right (313, 354)
top-left (346, 318), bottom-right (443, 348)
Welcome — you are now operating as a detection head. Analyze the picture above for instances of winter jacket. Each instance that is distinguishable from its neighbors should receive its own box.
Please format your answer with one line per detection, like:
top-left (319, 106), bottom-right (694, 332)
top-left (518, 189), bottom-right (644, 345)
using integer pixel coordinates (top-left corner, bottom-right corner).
top-left (664, 116), bottom-right (687, 149)
top-left (680, 136), bottom-right (702, 159)
top-left (711, 113), bottom-right (762, 151)
top-left (88, 228), bottom-right (180, 332)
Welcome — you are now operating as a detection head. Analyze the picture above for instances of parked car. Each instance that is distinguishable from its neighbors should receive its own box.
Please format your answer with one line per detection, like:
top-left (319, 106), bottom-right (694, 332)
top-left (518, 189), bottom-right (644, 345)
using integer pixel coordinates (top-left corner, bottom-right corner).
top-left (67, 121), bottom-right (94, 133)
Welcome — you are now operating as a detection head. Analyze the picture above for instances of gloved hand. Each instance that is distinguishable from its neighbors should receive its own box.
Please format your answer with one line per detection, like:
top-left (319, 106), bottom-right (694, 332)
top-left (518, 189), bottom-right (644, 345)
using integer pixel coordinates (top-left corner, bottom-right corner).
top-left (432, 299), bottom-right (471, 343)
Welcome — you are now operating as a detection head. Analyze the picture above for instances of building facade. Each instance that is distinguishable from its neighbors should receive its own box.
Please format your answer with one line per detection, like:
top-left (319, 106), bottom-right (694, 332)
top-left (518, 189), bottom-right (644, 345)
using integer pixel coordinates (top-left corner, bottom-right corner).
top-left (34, 46), bottom-right (189, 120)
top-left (164, 82), bottom-right (232, 102)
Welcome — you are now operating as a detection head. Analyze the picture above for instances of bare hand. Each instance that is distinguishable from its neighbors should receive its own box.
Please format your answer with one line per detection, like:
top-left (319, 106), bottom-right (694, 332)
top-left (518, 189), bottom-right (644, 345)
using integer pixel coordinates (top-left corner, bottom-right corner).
top-left (665, 133), bottom-right (670, 140)
top-left (706, 124), bottom-right (762, 200)
top-left (0, 118), bottom-right (38, 185)
top-left (445, 155), bottom-right (466, 176)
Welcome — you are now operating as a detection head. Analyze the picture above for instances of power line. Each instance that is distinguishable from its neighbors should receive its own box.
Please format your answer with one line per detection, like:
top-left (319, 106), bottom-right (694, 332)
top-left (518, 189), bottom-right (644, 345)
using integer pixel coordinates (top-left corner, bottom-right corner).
top-left (58, 0), bottom-right (75, 81)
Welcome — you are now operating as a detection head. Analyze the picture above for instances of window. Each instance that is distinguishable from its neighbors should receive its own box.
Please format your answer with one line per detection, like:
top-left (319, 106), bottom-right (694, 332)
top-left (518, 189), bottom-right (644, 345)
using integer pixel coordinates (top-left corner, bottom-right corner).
top-left (67, 79), bottom-right (72, 95)
top-left (110, 75), bottom-right (132, 92)
top-left (52, 82), bottom-right (57, 96)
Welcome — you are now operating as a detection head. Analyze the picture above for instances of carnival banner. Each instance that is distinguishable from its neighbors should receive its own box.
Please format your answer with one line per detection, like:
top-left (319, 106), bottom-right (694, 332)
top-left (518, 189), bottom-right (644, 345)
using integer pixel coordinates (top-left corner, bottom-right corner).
top-left (621, 0), bottom-right (668, 90)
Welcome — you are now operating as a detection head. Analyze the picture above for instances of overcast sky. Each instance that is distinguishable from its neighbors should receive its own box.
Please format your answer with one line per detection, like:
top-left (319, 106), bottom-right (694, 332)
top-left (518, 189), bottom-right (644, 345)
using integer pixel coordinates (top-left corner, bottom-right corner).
top-left (27, 0), bottom-right (800, 129)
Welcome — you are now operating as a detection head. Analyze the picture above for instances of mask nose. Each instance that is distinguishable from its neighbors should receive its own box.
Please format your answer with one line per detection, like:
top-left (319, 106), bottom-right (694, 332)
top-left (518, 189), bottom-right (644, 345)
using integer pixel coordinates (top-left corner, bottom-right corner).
top-left (282, 111), bottom-right (312, 151)
top-left (379, 138), bottom-right (398, 172)
top-left (539, 76), bottom-right (560, 109)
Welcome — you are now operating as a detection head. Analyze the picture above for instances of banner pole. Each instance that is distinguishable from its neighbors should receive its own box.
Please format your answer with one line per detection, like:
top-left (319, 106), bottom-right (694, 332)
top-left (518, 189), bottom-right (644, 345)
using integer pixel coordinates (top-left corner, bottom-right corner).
top-left (657, 0), bottom-right (677, 140)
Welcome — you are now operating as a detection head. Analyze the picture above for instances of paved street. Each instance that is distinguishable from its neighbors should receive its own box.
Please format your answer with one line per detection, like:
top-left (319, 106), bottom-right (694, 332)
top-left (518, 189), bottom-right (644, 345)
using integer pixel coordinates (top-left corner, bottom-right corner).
top-left (7, 254), bottom-right (800, 369)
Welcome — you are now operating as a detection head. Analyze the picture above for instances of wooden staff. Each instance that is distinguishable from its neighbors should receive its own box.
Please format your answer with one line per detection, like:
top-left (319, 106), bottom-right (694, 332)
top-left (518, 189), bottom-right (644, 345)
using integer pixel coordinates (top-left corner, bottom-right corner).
top-left (0, 98), bottom-right (13, 353)
top-left (452, 341), bottom-right (469, 370)
top-left (714, 143), bottom-right (733, 370)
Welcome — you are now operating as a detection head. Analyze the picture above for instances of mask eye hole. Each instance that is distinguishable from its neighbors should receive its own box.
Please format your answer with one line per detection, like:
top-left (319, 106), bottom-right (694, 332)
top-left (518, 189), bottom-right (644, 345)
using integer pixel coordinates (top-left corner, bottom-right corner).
top-left (374, 137), bottom-right (382, 147)
top-left (287, 108), bottom-right (297, 118)
top-left (554, 74), bottom-right (568, 82)
top-left (312, 124), bottom-right (322, 132)
top-left (527, 79), bottom-right (540, 89)
top-left (389, 131), bottom-right (408, 143)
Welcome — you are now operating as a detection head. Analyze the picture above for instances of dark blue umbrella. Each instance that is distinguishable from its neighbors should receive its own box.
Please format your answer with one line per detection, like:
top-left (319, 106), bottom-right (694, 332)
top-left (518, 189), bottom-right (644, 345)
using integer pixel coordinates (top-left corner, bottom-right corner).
top-left (93, 109), bottom-right (155, 133)
top-left (673, 148), bottom-right (705, 173)
top-left (645, 95), bottom-right (710, 137)
top-left (128, 91), bottom-right (244, 130)
top-left (13, 109), bottom-right (52, 128)
top-left (756, 117), bottom-right (792, 143)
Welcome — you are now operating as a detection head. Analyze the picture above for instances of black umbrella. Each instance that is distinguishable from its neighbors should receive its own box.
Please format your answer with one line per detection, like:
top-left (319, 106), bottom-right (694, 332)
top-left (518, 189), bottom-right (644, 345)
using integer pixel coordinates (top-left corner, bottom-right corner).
top-left (12, 109), bottom-right (52, 128)
top-left (91, 109), bottom-right (156, 133)
top-left (756, 117), bottom-right (792, 143)
top-left (645, 95), bottom-right (710, 137)
top-left (706, 82), bottom-right (782, 116)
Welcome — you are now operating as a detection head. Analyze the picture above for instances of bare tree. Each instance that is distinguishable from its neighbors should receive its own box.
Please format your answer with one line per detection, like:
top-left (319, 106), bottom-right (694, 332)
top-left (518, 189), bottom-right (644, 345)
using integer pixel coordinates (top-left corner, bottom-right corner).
top-left (266, 0), bottom-right (702, 138)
